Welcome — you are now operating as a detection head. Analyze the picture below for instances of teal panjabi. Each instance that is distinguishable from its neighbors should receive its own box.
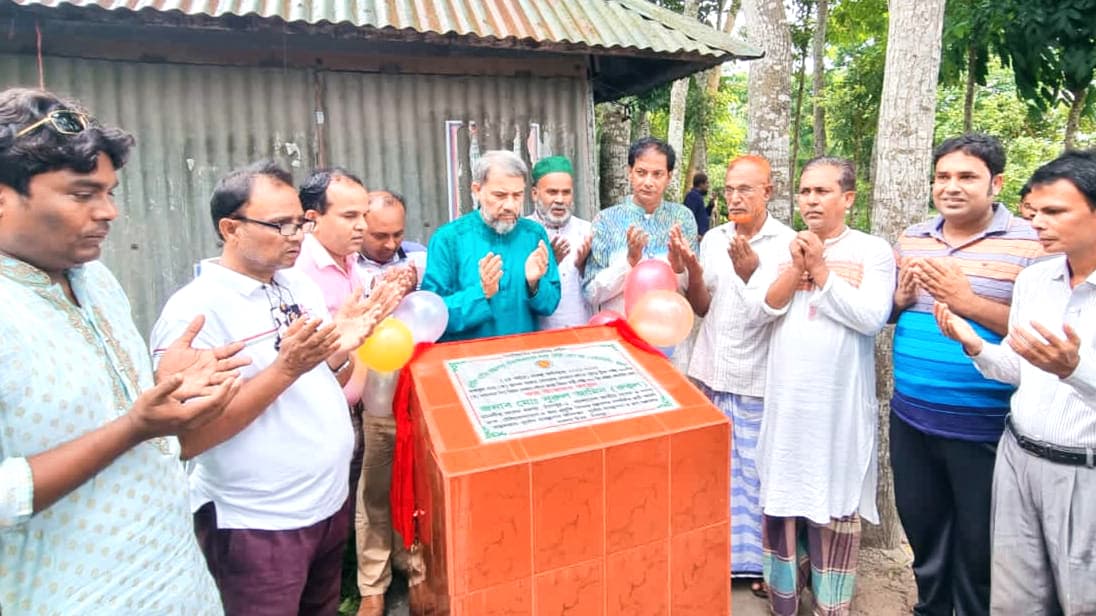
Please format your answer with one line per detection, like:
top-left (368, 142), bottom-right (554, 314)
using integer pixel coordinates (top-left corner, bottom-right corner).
top-left (422, 211), bottom-right (561, 341)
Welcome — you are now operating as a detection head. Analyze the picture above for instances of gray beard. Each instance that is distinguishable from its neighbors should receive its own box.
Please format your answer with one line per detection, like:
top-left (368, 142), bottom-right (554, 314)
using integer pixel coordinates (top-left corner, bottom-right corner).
top-left (480, 208), bottom-right (517, 235)
top-left (534, 204), bottom-right (572, 229)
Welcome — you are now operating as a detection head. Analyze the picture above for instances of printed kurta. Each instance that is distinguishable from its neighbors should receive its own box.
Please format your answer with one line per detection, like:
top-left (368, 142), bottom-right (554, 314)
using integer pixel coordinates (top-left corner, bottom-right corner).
top-left (0, 256), bottom-right (221, 614)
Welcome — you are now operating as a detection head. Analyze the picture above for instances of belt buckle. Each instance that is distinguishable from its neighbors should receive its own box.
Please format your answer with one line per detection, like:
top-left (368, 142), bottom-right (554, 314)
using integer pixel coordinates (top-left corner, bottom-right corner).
top-left (1031, 442), bottom-right (1047, 458)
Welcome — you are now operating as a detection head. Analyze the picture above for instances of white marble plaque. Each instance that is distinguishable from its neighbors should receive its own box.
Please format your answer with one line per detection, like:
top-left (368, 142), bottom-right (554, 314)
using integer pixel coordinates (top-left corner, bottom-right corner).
top-left (444, 341), bottom-right (678, 442)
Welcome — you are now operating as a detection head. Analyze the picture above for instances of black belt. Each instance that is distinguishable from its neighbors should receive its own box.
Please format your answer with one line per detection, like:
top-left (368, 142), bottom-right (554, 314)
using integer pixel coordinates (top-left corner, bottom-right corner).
top-left (1006, 418), bottom-right (1096, 468)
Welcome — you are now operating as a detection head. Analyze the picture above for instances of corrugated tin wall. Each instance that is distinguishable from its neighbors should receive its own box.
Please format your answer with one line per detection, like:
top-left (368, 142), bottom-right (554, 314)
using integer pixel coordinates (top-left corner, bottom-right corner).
top-left (0, 54), bottom-right (317, 333)
top-left (323, 71), bottom-right (596, 240)
top-left (0, 54), bottom-right (595, 334)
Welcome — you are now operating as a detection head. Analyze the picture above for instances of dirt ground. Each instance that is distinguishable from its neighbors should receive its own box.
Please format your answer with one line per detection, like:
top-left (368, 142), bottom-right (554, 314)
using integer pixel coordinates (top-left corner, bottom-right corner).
top-left (732, 546), bottom-right (918, 616)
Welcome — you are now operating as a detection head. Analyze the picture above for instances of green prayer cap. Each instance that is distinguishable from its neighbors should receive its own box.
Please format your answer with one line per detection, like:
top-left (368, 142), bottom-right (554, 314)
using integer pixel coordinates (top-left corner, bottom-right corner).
top-left (531, 155), bottom-right (574, 184)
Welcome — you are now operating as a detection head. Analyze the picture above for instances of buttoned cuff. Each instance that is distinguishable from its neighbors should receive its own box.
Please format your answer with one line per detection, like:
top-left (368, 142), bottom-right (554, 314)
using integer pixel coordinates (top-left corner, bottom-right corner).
top-left (0, 457), bottom-right (34, 527)
top-left (1062, 352), bottom-right (1096, 400)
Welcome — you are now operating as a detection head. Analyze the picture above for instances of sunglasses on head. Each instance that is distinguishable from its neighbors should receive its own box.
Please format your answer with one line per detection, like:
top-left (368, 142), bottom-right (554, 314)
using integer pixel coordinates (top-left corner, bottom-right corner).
top-left (14, 109), bottom-right (89, 138)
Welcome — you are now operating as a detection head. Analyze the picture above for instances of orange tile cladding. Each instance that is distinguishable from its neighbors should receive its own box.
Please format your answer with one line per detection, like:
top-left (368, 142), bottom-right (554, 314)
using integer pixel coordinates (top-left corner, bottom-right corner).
top-left (604, 436), bottom-right (671, 553)
top-left (670, 424), bottom-right (731, 534)
top-left (534, 558), bottom-right (604, 616)
top-left (531, 450), bottom-right (604, 572)
top-left (605, 539), bottom-right (669, 616)
top-left (671, 522), bottom-right (731, 614)
top-left (407, 326), bottom-right (730, 614)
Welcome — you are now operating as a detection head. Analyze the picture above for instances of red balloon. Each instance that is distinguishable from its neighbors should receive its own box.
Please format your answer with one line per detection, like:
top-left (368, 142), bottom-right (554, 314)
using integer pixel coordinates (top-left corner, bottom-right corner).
top-left (623, 259), bottom-right (678, 315)
top-left (627, 290), bottom-right (695, 347)
top-left (588, 309), bottom-right (625, 326)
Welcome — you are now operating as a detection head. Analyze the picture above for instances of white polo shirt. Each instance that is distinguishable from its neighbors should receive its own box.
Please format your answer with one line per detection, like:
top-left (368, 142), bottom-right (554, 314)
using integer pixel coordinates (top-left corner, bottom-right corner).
top-left (149, 260), bottom-right (354, 530)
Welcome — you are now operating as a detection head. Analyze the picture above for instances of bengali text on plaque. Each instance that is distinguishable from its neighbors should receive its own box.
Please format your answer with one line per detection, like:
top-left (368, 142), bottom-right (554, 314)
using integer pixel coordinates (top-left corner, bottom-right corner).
top-left (444, 341), bottom-right (679, 441)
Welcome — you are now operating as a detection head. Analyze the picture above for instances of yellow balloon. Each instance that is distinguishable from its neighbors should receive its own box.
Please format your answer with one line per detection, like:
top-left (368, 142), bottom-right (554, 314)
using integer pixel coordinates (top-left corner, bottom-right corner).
top-left (355, 318), bottom-right (414, 372)
top-left (627, 290), bottom-right (694, 347)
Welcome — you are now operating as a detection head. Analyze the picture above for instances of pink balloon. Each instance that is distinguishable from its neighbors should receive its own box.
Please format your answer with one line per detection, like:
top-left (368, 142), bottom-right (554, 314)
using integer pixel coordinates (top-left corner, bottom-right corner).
top-left (627, 290), bottom-right (694, 347)
top-left (623, 259), bottom-right (678, 315)
top-left (588, 310), bottom-right (625, 326)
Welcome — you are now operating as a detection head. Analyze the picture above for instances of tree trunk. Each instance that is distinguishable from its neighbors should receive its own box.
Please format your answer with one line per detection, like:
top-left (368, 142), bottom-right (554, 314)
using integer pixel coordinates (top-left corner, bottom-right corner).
top-left (684, 3), bottom-right (741, 185)
top-left (811, 0), bottom-right (829, 156)
top-left (866, 0), bottom-right (947, 550)
top-left (743, 0), bottom-right (794, 225)
top-left (668, 0), bottom-right (701, 199)
top-left (633, 109), bottom-right (651, 141)
top-left (597, 103), bottom-right (632, 209)
top-left (790, 53), bottom-right (808, 205)
top-left (1065, 85), bottom-right (1088, 150)
top-left (963, 42), bottom-right (978, 132)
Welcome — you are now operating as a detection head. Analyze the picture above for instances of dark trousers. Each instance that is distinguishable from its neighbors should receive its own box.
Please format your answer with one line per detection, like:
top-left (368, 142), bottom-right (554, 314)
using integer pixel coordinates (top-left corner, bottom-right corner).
top-left (349, 401), bottom-right (365, 521)
top-left (890, 411), bottom-right (996, 616)
top-left (194, 500), bottom-right (350, 616)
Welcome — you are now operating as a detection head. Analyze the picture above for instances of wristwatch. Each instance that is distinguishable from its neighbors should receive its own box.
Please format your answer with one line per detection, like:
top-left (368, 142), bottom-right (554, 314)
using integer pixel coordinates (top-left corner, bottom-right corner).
top-left (330, 357), bottom-right (352, 374)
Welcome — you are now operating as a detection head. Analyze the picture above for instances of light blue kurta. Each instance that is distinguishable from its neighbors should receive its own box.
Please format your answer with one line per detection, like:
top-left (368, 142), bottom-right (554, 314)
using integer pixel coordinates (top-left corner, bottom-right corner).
top-left (0, 256), bottom-right (221, 615)
top-left (423, 212), bottom-right (561, 342)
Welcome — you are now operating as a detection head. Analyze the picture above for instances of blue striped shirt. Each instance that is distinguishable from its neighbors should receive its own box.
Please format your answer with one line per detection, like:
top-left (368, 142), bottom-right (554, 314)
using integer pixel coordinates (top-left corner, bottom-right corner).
top-left (891, 205), bottom-right (1043, 441)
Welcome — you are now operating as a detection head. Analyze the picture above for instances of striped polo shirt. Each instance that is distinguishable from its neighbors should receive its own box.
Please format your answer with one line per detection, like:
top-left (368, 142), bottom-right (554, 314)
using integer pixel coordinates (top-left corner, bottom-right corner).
top-left (892, 204), bottom-right (1043, 441)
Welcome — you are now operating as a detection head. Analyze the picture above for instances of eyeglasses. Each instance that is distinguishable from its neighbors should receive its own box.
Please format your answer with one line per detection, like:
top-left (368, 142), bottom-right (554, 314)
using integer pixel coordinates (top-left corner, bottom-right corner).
top-left (724, 185), bottom-right (762, 197)
top-left (262, 280), bottom-right (303, 351)
top-left (232, 217), bottom-right (316, 236)
top-left (15, 109), bottom-right (89, 138)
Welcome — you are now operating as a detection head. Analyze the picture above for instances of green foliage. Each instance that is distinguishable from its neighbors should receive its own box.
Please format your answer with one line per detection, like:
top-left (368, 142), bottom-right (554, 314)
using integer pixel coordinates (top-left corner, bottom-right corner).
top-left (935, 59), bottom-right (1096, 211)
top-left (704, 73), bottom-right (749, 179)
top-left (819, 29), bottom-right (885, 177)
top-left (996, 0), bottom-right (1096, 115)
top-left (939, 0), bottom-right (1002, 89)
top-left (599, 0), bottom-right (1096, 232)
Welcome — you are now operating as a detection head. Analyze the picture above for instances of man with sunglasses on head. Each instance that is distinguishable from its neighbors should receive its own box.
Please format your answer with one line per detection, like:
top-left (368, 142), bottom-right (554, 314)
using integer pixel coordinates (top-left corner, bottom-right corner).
top-left (149, 161), bottom-right (400, 615)
top-left (0, 88), bottom-right (247, 612)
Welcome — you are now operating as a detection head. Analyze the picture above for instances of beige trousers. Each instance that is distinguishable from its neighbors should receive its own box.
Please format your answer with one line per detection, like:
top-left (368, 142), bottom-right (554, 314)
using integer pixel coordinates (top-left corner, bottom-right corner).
top-left (355, 415), bottom-right (425, 596)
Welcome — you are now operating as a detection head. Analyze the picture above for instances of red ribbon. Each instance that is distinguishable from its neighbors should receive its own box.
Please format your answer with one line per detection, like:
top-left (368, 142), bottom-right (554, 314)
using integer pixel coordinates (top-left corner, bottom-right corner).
top-left (390, 341), bottom-right (435, 549)
top-left (388, 320), bottom-right (662, 549)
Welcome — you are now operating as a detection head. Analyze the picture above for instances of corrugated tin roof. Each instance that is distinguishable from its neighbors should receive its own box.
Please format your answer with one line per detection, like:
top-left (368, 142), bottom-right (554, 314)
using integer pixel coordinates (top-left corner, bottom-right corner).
top-left (8, 0), bottom-right (760, 60)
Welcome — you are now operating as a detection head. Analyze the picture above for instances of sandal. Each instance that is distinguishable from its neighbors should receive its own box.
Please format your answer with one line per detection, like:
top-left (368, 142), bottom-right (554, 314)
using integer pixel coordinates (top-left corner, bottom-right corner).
top-left (750, 581), bottom-right (769, 599)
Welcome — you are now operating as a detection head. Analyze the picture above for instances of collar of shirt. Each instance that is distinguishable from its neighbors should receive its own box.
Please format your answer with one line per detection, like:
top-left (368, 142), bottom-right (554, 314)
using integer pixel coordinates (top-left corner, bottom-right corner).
top-left (624, 195), bottom-right (670, 217)
top-left (732, 212), bottom-right (786, 245)
top-left (198, 258), bottom-right (296, 299)
top-left (1050, 256), bottom-right (1096, 288)
top-left (357, 249), bottom-right (405, 269)
top-left (0, 252), bottom-right (85, 289)
top-left (823, 226), bottom-right (852, 246)
top-left (299, 233), bottom-right (355, 275)
top-left (921, 203), bottom-right (1012, 245)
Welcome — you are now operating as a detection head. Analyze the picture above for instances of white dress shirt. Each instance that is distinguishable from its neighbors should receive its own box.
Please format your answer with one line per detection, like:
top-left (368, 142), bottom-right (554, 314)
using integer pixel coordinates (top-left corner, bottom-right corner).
top-left (687, 215), bottom-right (796, 397)
top-left (972, 256), bottom-right (1096, 448)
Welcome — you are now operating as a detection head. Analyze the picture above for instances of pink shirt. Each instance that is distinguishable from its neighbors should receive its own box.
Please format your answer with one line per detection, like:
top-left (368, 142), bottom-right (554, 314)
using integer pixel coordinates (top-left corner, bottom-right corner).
top-left (291, 233), bottom-right (369, 404)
